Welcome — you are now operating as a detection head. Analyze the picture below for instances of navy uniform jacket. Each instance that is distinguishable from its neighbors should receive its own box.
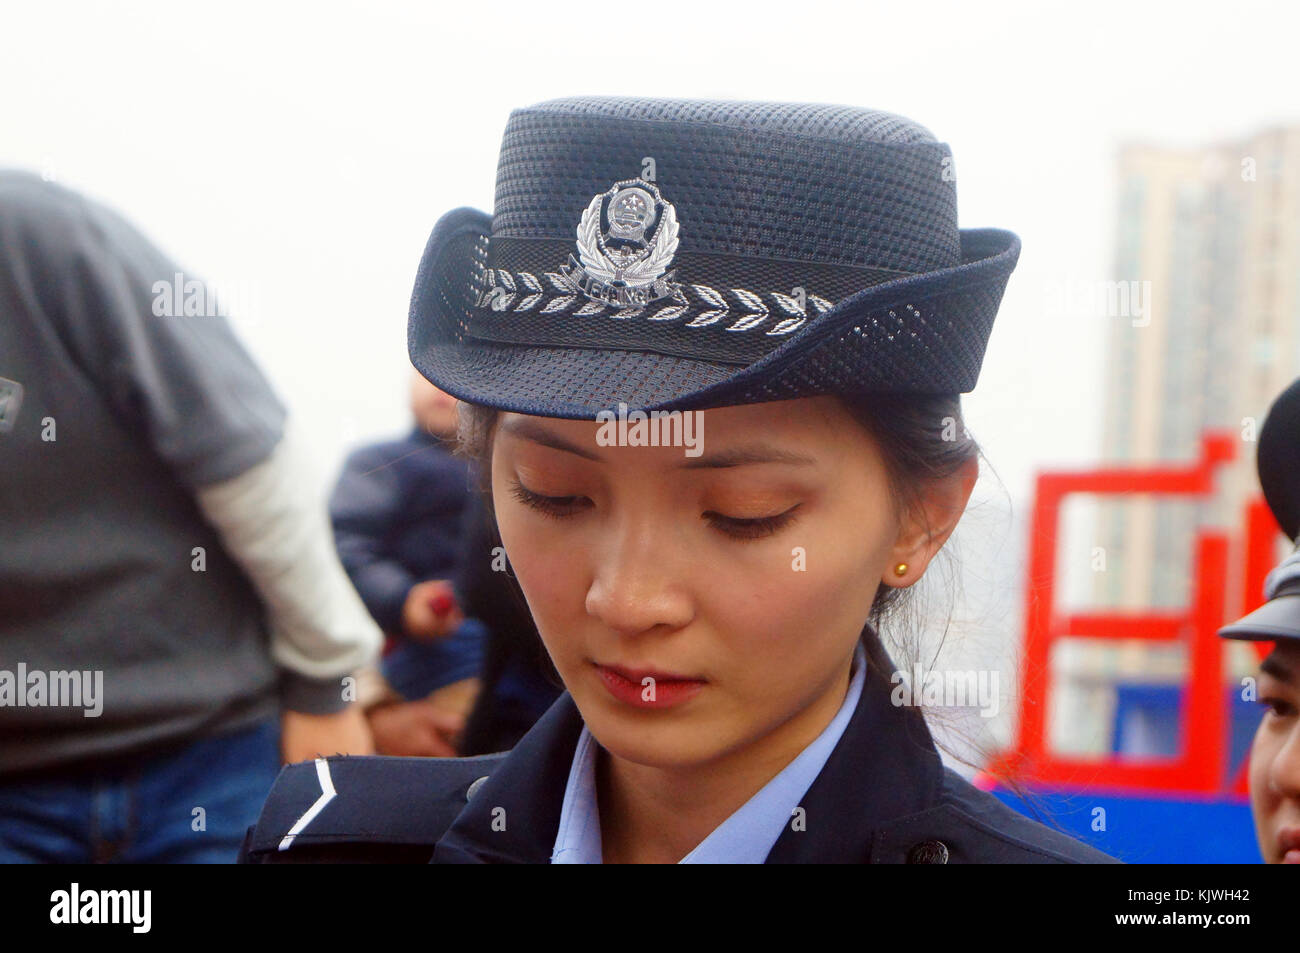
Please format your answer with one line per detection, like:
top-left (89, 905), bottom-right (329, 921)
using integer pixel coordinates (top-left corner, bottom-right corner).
top-left (240, 632), bottom-right (1121, 864)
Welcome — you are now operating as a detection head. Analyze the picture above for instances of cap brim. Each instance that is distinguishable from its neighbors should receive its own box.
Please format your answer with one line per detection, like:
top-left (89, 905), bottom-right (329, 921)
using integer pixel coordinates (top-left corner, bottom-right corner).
top-left (408, 207), bottom-right (1021, 419)
top-left (1218, 592), bottom-right (1300, 642)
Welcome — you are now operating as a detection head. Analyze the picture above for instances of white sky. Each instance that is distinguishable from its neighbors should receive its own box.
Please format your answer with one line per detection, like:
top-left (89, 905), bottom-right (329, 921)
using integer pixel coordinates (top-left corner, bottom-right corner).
top-left (6, 0), bottom-right (1294, 749)
top-left (6, 0), bottom-right (1296, 499)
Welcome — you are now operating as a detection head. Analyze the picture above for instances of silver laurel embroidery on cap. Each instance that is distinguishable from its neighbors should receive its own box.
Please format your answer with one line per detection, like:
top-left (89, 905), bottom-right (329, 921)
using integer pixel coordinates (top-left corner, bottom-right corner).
top-left (559, 178), bottom-right (684, 310)
top-left (477, 271), bottom-right (832, 334)
top-left (473, 175), bottom-right (835, 334)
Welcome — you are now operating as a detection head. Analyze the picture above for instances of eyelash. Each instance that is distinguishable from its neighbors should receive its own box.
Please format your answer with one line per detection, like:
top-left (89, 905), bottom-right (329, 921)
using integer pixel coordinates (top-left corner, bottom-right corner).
top-left (506, 478), bottom-right (800, 541)
top-left (1259, 696), bottom-right (1297, 719)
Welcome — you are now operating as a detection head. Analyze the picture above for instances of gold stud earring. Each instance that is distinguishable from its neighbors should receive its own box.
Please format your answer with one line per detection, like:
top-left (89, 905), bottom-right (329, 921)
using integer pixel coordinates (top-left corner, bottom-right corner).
top-left (894, 563), bottom-right (909, 577)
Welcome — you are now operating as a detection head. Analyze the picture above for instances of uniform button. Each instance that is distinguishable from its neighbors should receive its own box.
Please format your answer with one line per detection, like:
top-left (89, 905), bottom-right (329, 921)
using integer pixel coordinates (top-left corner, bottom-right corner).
top-left (906, 840), bottom-right (949, 864)
top-left (466, 776), bottom-right (490, 801)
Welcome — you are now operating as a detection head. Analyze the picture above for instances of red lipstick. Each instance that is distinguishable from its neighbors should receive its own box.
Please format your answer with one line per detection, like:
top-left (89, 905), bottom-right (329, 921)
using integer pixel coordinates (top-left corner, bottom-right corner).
top-left (593, 661), bottom-right (705, 709)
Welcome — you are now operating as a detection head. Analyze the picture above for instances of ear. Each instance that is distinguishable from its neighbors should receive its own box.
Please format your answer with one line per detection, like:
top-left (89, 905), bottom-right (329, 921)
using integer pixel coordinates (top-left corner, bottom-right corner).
top-left (882, 455), bottom-right (979, 587)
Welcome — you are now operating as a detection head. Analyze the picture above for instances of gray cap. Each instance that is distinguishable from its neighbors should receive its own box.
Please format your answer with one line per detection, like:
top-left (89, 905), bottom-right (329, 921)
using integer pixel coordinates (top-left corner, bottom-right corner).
top-left (1219, 578), bottom-right (1300, 642)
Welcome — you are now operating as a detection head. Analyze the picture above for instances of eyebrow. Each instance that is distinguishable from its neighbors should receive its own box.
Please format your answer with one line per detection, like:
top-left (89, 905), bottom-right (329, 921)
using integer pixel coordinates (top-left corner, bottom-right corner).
top-left (498, 418), bottom-right (818, 469)
top-left (1260, 655), bottom-right (1295, 685)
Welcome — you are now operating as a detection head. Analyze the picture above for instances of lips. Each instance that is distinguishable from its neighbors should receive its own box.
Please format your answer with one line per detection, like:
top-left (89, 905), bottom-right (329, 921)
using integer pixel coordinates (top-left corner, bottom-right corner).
top-left (1279, 827), bottom-right (1300, 863)
top-left (591, 660), bottom-right (706, 710)
top-left (599, 663), bottom-right (704, 685)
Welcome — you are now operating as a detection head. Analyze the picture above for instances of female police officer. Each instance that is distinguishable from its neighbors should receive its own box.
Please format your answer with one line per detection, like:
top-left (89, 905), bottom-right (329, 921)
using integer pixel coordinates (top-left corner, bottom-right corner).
top-left (240, 97), bottom-right (1119, 864)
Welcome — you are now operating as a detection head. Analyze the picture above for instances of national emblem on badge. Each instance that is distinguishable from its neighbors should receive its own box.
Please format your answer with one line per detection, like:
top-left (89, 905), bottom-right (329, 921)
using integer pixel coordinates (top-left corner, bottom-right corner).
top-left (560, 177), bottom-right (683, 310)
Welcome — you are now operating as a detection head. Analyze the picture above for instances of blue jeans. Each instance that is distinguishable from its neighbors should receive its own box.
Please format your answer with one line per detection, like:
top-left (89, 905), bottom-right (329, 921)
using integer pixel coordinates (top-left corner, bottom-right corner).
top-left (0, 717), bottom-right (280, 863)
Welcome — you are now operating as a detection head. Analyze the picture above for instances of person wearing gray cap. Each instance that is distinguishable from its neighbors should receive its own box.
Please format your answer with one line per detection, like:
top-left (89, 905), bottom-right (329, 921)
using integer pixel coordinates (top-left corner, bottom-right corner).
top-left (1219, 376), bottom-right (1300, 864)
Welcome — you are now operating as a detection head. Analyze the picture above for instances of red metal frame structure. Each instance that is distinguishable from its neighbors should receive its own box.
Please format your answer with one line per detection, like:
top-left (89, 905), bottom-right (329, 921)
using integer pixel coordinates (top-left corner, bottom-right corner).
top-left (988, 431), bottom-right (1280, 795)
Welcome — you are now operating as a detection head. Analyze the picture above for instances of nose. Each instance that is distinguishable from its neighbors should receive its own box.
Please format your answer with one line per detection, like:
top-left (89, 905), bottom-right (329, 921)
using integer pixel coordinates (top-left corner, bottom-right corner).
top-left (1266, 720), bottom-right (1300, 800)
top-left (584, 511), bottom-right (693, 637)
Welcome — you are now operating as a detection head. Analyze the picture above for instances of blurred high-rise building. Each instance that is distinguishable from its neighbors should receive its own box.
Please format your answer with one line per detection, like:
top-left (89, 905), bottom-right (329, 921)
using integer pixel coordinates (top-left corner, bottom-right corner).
top-left (1049, 126), bottom-right (1300, 759)
top-left (1095, 126), bottom-right (1300, 613)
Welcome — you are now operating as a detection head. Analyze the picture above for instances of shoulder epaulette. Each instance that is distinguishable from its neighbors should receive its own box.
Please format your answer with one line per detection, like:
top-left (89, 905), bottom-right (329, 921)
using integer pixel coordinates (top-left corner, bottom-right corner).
top-left (238, 752), bottom-right (508, 863)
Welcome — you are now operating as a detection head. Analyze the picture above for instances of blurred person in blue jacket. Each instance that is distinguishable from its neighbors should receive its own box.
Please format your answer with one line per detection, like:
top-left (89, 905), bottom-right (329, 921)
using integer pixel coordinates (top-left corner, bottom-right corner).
top-left (329, 373), bottom-right (487, 755)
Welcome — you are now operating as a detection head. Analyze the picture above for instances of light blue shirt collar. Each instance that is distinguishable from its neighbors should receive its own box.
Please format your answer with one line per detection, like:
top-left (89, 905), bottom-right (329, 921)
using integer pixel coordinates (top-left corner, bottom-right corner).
top-left (550, 641), bottom-right (867, 863)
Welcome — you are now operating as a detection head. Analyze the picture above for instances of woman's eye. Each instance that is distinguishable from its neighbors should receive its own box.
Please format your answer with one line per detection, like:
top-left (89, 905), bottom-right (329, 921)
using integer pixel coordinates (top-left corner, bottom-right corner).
top-left (507, 479), bottom-right (588, 519)
top-left (508, 478), bottom-right (800, 541)
top-left (1259, 696), bottom-right (1297, 719)
top-left (704, 505), bottom-right (801, 540)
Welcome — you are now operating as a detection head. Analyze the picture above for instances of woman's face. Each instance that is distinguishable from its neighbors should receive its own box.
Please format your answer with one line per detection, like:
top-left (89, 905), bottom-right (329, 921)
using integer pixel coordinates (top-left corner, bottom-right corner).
top-left (1249, 641), bottom-right (1300, 863)
top-left (489, 395), bottom-right (967, 770)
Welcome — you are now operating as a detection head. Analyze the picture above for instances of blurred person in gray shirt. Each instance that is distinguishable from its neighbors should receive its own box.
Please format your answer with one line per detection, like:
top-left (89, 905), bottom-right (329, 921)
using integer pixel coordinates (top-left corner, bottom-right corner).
top-left (0, 171), bottom-right (382, 862)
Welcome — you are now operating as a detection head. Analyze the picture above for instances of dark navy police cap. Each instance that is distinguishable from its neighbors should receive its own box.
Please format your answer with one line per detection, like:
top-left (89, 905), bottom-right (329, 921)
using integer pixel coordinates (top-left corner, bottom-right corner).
top-left (1220, 376), bottom-right (1300, 644)
top-left (407, 97), bottom-right (1021, 420)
